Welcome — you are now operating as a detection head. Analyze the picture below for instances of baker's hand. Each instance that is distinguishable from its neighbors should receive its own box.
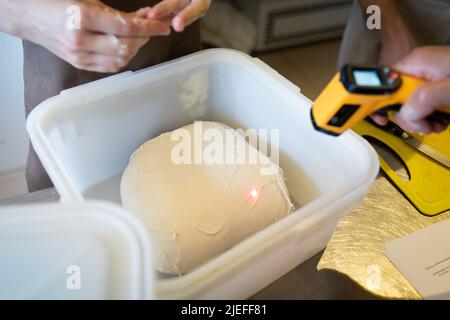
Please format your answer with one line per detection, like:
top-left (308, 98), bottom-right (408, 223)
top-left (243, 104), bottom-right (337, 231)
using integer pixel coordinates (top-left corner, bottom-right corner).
top-left (145, 0), bottom-right (211, 32)
top-left (17, 0), bottom-right (171, 73)
top-left (372, 46), bottom-right (450, 134)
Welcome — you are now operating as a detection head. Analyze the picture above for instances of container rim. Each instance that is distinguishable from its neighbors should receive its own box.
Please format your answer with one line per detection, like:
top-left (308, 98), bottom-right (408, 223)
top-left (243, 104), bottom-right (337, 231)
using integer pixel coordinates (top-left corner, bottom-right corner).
top-left (25, 48), bottom-right (380, 296)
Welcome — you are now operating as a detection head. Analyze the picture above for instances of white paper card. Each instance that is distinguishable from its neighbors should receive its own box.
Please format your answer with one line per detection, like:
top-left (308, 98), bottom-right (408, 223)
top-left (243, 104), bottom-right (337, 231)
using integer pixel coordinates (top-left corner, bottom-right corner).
top-left (385, 218), bottom-right (450, 299)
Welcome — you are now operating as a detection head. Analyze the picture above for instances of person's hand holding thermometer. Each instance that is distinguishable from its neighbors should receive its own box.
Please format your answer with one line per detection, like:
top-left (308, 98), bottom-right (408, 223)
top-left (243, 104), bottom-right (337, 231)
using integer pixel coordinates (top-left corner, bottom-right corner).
top-left (372, 46), bottom-right (450, 135)
top-left (311, 46), bottom-right (450, 136)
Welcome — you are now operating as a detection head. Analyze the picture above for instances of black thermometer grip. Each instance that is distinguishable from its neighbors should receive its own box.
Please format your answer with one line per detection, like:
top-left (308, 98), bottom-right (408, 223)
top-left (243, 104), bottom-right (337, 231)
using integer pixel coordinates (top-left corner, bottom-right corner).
top-left (378, 104), bottom-right (450, 125)
top-left (365, 117), bottom-right (408, 139)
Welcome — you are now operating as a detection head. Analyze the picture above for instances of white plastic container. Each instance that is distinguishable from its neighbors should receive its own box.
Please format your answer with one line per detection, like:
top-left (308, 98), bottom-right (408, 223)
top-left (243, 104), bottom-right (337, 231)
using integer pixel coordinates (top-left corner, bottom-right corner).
top-left (24, 49), bottom-right (379, 299)
top-left (0, 201), bottom-right (154, 299)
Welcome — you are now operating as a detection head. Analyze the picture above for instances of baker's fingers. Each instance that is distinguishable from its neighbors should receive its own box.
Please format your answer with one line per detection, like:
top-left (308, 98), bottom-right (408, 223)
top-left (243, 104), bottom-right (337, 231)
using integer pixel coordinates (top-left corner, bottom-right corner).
top-left (68, 50), bottom-right (145, 73)
top-left (431, 121), bottom-right (448, 133)
top-left (394, 78), bottom-right (450, 134)
top-left (58, 35), bottom-right (149, 73)
top-left (133, 7), bottom-right (175, 36)
top-left (370, 114), bottom-right (389, 126)
top-left (393, 46), bottom-right (450, 81)
top-left (65, 31), bottom-right (149, 58)
top-left (172, 0), bottom-right (211, 32)
top-left (78, 2), bottom-right (170, 36)
top-left (64, 51), bottom-right (126, 73)
top-left (135, 7), bottom-right (153, 18)
top-left (393, 115), bottom-right (433, 135)
top-left (147, 0), bottom-right (191, 19)
top-left (398, 79), bottom-right (450, 122)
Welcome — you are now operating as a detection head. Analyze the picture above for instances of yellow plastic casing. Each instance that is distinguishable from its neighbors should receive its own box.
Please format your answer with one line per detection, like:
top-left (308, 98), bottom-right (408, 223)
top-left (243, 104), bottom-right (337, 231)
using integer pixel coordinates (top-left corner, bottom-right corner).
top-left (312, 73), bottom-right (450, 136)
top-left (353, 121), bottom-right (450, 216)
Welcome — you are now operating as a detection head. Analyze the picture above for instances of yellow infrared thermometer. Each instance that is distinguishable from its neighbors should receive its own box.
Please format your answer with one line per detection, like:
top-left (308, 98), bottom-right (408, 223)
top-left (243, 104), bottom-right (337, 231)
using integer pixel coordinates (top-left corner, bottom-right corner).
top-left (311, 64), bottom-right (450, 136)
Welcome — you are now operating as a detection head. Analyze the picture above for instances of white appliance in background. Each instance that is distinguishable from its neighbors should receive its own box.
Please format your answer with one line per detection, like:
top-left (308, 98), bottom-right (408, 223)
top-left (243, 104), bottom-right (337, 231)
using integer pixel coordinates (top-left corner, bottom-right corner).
top-left (0, 34), bottom-right (28, 175)
top-left (202, 0), bottom-right (256, 53)
top-left (233, 0), bottom-right (352, 52)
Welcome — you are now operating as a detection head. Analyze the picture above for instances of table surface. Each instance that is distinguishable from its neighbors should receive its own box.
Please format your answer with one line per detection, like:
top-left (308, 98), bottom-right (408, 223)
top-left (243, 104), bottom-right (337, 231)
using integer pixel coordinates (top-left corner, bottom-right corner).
top-left (317, 174), bottom-right (450, 300)
top-left (2, 174), bottom-right (449, 300)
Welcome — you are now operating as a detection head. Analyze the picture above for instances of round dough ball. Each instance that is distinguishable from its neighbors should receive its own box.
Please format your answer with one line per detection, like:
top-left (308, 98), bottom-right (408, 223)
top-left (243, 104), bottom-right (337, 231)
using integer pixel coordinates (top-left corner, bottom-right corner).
top-left (121, 121), bottom-right (293, 275)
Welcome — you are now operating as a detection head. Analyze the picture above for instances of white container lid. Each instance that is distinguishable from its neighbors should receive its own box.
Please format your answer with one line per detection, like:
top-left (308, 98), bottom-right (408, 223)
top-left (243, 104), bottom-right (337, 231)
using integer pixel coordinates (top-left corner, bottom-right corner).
top-left (0, 201), bottom-right (154, 300)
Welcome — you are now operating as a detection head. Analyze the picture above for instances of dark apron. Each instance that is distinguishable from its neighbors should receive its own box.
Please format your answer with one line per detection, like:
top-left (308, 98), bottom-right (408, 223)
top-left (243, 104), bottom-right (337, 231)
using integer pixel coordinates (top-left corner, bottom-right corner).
top-left (24, 0), bottom-right (201, 192)
top-left (338, 0), bottom-right (450, 68)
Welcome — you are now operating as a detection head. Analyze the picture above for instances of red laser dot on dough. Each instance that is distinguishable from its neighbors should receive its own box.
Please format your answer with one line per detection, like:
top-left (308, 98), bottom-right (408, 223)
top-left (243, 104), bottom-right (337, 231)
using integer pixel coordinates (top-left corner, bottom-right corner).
top-left (250, 188), bottom-right (260, 199)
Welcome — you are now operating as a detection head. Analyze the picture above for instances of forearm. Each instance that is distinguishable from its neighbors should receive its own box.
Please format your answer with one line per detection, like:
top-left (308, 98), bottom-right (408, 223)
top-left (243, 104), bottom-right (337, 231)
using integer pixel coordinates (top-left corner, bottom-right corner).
top-left (0, 0), bottom-right (31, 38)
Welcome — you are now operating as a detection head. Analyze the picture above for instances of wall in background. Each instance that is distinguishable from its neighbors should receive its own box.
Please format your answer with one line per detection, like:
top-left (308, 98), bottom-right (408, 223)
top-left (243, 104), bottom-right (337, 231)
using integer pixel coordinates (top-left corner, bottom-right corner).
top-left (0, 33), bottom-right (28, 174)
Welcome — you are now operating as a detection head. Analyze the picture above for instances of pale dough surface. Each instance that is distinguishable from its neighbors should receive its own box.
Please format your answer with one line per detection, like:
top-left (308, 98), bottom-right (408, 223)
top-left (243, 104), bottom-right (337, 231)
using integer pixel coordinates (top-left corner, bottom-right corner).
top-left (121, 121), bottom-right (294, 274)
